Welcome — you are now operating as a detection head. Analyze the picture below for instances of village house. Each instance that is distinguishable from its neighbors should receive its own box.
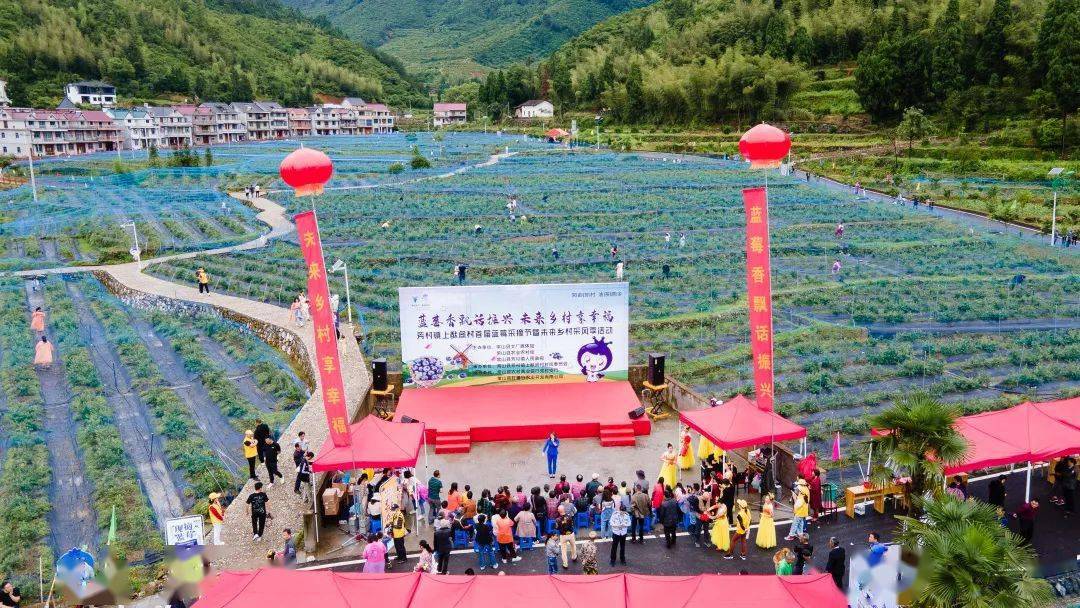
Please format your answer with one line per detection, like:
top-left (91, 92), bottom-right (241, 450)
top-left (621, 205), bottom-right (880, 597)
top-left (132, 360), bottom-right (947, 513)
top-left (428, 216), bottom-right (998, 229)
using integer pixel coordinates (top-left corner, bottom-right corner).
top-left (145, 105), bottom-right (194, 148)
top-left (0, 108), bottom-right (31, 158)
top-left (433, 102), bottom-right (467, 127)
top-left (288, 108), bottom-right (313, 138)
top-left (106, 107), bottom-right (159, 150)
top-left (194, 102), bottom-right (245, 145)
top-left (514, 99), bottom-right (554, 119)
top-left (59, 109), bottom-right (123, 154)
top-left (64, 80), bottom-right (117, 107)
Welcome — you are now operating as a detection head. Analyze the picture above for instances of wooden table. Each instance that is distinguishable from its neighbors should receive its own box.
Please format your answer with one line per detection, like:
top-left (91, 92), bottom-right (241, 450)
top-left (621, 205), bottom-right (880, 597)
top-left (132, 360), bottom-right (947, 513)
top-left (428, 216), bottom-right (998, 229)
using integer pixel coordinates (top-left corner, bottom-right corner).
top-left (844, 482), bottom-right (904, 518)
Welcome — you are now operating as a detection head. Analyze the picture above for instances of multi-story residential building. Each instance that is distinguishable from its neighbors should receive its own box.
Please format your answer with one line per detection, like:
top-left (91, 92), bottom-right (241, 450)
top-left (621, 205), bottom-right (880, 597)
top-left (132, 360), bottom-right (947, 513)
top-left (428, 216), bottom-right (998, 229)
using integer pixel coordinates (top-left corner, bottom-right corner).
top-left (262, 102), bottom-right (290, 139)
top-left (311, 106), bottom-right (340, 136)
top-left (60, 109), bottom-right (122, 154)
top-left (64, 80), bottom-right (117, 107)
top-left (145, 105), bottom-right (193, 148)
top-left (20, 110), bottom-right (71, 156)
top-left (0, 108), bottom-right (31, 158)
top-left (288, 108), bottom-right (312, 138)
top-left (193, 102), bottom-right (245, 145)
top-left (232, 101), bottom-right (271, 140)
top-left (335, 107), bottom-right (359, 135)
top-left (106, 107), bottom-right (159, 150)
top-left (433, 102), bottom-right (467, 127)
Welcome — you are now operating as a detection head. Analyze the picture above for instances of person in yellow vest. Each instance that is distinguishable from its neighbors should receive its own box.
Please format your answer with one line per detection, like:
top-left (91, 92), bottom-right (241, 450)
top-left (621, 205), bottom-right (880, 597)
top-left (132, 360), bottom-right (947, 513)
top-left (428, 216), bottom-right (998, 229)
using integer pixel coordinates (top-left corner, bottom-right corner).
top-left (389, 503), bottom-right (409, 564)
top-left (724, 499), bottom-right (751, 560)
top-left (195, 268), bottom-right (211, 294)
top-left (243, 430), bottom-right (259, 481)
top-left (208, 493), bottom-right (226, 545)
top-left (786, 479), bottom-right (810, 540)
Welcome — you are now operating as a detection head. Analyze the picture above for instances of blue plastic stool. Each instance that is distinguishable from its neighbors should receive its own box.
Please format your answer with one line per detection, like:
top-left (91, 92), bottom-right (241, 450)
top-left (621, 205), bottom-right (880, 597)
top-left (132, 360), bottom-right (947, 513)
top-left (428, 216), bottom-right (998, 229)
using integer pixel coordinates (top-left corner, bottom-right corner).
top-left (575, 512), bottom-right (589, 529)
top-left (545, 519), bottom-right (558, 535)
top-left (519, 537), bottom-right (535, 550)
top-left (642, 515), bottom-right (653, 532)
top-left (453, 530), bottom-right (470, 548)
top-left (369, 519), bottom-right (382, 534)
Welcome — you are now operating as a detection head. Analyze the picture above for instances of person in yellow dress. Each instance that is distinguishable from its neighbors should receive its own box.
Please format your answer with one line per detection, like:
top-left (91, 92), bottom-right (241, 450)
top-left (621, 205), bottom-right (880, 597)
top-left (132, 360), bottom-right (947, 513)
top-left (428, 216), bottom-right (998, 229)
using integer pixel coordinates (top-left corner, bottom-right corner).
top-left (677, 426), bottom-right (695, 470)
top-left (33, 335), bottom-right (54, 368)
top-left (755, 493), bottom-right (777, 549)
top-left (659, 443), bottom-right (678, 488)
top-left (708, 501), bottom-right (729, 551)
top-left (30, 307), bottom-right (46, 333)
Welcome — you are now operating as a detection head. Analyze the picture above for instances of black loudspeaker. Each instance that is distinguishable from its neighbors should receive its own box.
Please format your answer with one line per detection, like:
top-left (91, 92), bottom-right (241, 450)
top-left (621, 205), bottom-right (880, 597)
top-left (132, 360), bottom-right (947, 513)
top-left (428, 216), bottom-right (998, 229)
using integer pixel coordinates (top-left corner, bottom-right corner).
top-left (401, 415), bottom-right (420, 424)
top-left (372, 358), bottom-right (388, 391)
top-left (627, 406), bottom-right (645, 420)
top-left (648, 353), bottom-right (666, 386)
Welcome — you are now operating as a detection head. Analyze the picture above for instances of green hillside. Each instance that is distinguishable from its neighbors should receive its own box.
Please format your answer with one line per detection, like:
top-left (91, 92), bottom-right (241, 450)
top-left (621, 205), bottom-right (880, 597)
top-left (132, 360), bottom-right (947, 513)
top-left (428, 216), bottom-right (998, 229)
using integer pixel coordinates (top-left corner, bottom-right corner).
top-left (278, 0), bottom-right (655, 82)
top-left (0, 0), bottom-right (425, 108)
top-left (498, 0), bottom-right (1078, 130)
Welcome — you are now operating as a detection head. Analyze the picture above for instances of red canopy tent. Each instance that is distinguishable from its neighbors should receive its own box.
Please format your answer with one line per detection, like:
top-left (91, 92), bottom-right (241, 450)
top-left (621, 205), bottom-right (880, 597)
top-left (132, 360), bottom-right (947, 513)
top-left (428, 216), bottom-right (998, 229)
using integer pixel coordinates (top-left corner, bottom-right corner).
top-left (679, 395), bottom-right (807, 450)
top-left (311, 415), bottom-right (426, 473)
top-left (945, 399), bottom-right (1080, 500)
top-left (195, 571), bottom-right (847, 608)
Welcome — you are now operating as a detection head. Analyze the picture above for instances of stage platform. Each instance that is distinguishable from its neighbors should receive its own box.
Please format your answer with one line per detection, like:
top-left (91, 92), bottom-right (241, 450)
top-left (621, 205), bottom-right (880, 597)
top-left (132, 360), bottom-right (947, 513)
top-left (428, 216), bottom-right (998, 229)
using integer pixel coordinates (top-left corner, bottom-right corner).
top-left (393, 381), bottom-right (651, 454)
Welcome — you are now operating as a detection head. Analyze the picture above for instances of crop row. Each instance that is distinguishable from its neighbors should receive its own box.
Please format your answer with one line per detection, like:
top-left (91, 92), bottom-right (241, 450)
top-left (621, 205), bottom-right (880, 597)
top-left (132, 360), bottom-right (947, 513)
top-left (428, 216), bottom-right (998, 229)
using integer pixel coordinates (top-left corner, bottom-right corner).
top-left (0, 283), bottom-right (52, 586)
top-left (77, 278), bottom-right (237, 502)
top-left (42, 280), bottom-right (162, 563)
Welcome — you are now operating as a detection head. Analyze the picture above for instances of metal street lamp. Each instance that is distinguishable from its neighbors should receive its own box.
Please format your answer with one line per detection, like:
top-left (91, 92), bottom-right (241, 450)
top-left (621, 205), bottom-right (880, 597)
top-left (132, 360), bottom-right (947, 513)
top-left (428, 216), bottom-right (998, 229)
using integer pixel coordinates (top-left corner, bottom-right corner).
top-left (329, 258), bottom-right (352, 326)
top-left (120, 221), bottom-right (141, 269)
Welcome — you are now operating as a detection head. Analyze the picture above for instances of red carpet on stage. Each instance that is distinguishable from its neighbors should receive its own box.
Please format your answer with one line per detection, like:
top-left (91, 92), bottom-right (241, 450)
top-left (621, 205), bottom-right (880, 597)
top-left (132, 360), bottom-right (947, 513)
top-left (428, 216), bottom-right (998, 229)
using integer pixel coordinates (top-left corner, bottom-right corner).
top-left (393, 381), bottom-right (651, 452)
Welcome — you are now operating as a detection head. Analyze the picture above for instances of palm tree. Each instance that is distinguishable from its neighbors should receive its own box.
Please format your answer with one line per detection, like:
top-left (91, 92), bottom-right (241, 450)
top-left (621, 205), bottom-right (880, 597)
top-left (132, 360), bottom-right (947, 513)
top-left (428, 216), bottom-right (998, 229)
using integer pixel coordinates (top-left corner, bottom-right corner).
top-left (896, 497), bottom-right (1054, 608)
top-left (867, 393), bottom-right (968, 508)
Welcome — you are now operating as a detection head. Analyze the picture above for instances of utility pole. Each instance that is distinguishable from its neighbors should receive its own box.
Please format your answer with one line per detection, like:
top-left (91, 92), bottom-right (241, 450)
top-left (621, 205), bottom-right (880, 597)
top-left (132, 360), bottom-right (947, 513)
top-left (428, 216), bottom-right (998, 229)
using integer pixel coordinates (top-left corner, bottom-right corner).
top-left (27, 147), bottom-right (38, 203)
top-left (120, 221), bottom-right (141, 269)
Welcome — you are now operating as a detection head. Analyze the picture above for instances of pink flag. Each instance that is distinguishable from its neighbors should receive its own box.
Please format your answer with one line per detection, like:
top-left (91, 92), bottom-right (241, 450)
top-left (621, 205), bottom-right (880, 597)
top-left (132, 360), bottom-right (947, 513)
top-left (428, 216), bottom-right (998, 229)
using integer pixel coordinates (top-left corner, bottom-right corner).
top-left (831, 431), bottom-right (841, 461)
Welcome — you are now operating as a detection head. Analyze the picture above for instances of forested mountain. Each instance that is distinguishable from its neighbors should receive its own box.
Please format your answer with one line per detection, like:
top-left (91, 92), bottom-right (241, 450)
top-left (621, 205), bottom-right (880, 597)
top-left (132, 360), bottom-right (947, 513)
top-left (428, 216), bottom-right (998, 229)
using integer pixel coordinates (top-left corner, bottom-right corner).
top-left (475, 0), bottom-right (1078, 128)
top-left (278, 0), bottom-right (655, 82)
top-left (0, 0), bottom-right (425, 108)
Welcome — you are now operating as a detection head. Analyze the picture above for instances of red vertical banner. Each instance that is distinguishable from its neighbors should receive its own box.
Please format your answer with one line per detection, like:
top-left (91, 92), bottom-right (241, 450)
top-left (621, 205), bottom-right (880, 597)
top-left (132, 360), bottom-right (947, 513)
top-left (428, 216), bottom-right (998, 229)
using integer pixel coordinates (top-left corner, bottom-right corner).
top-left (742, 187), bottom-right (775, 412)
top-left (295, 210), bottom-right (351, 447)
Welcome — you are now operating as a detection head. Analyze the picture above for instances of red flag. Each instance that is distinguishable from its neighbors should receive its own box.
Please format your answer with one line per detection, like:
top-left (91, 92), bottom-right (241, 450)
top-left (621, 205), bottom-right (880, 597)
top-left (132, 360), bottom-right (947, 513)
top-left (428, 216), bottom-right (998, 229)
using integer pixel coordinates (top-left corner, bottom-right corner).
top-left (832, 431), bottom-right (842, 461)
top-left (743, 187), bottom-right (775, 412)
top-left (295, 210), bottom-right (351, 447)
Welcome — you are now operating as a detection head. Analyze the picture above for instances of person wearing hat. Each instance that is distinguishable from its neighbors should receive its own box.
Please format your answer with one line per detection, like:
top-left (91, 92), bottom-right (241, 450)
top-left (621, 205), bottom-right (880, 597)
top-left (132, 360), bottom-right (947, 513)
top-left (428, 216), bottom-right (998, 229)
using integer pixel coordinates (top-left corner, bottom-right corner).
top-left (580, 531), bottom-right (599, 574)
top-left (389, 502), bottom-right (409, 564)
top-left (208, 493), bottom-right (225, 546)
top-left (724, 499), bottom-right (752, 560)
top-left (786, 480), bottom-right (810, 540)
top-left (242, 430), bottom-right (259, 481)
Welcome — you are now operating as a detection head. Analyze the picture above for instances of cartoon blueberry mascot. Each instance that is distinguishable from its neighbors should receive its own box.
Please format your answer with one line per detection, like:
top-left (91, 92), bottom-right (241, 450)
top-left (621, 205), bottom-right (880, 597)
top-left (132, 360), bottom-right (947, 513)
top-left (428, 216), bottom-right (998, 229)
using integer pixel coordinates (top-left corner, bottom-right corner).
top-left (577, 337), bottom-right (613, 382)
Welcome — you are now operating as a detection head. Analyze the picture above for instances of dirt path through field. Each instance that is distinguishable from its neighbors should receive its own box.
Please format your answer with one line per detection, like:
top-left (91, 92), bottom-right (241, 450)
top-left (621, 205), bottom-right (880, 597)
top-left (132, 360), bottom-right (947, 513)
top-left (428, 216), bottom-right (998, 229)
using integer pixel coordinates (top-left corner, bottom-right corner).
top-left (65, 280), bottom-right (188, 526)
top-left (25, 282), bottom-right (99, 554)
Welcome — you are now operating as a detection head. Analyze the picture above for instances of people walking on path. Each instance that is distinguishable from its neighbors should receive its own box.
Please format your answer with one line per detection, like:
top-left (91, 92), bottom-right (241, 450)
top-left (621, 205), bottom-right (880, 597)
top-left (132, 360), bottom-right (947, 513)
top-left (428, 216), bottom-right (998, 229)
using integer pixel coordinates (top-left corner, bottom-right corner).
top-left (242, 430), bottom-right (259, 481)
top-left (263, 437), bottom-right (283, 486)
top-left (246, 482), bottom-right (270, 542)
top-left (824, 536), bottom-right (846, 588)
top-left (362, 533), bottom-right (387, 573)
top-left (609, 501), bottom-right (630, 565)
top-left (541, 433), bottom-right (559, 478)
top-left (30, 306), bottom-right (45, 333)
top-left (253, 419), bottom-right (271, 463)
top-left (195, 267), bottom-right (210, 293)
top-left (724, 499), bottom-right (751, 560)
top-left (33, 335), bottom-right (54, 368)
top-left (580, 532), bottom-right (599, 574)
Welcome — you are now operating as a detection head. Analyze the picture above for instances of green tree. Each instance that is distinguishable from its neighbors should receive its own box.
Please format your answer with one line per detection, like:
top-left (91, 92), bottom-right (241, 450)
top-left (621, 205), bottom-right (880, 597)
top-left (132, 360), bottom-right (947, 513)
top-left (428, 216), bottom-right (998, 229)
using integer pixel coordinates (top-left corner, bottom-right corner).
top-left (866, 393), bottom-right (967, 508)
top-left (147, 145), bottom-right (159, 167)
top-left (790, 26), bottom-right (814, 64)
top-left (1036, 0), bottom-right (1080, 150)
top-left (764, 13), bottom-right (789, 59)
top-left (623, 63), bottom-right (645, 122)
top-left (896, 497), bottom-right (1054, 608)
top-left (977, 0), bottom-right (1011, 82)
top-left (896, 106), bottom-right (933, 150)
top-left (204, 148), bottom-right (213, 167)
top-left (930, 0), bottom-right (965, 102)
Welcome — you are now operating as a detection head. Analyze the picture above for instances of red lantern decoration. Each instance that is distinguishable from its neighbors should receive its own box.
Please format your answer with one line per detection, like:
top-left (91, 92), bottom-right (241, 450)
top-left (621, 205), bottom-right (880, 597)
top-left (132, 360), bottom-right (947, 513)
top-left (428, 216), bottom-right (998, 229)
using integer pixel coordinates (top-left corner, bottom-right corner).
top-left (279, 147), bottom-right (333, 196)
top-left (738, 123), bottom-right (791, 169)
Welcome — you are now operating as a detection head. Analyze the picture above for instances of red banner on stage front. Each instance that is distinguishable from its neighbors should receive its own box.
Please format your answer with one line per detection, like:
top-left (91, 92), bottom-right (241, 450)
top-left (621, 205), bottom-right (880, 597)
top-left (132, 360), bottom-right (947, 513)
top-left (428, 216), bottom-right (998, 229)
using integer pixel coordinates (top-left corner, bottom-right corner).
top-left (743, 187), bottom-right (775, 412)
top-left (295, 210), bottom-right (351, 447)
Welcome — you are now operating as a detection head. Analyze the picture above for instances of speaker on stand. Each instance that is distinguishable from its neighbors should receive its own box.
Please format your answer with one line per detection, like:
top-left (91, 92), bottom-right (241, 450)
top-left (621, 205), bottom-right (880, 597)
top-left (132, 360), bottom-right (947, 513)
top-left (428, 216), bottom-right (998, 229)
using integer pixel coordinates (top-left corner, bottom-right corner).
top-left (371, 358), bottom-right (388, 392)
top-left (647, 353), bottom-right (666, 386)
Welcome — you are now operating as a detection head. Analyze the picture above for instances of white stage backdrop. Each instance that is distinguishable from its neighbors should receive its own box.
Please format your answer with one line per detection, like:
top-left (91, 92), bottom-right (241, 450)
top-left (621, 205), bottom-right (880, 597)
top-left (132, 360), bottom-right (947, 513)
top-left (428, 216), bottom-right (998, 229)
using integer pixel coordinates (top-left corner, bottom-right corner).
top-left (399, 282), bottom-right (629, 387)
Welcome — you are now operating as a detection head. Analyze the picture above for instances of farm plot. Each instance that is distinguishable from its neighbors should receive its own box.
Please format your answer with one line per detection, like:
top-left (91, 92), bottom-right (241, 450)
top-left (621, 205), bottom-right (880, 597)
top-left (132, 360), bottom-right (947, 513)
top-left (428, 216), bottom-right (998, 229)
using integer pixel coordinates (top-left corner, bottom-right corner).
top-left (151, 142), bottom-right (1080, 468)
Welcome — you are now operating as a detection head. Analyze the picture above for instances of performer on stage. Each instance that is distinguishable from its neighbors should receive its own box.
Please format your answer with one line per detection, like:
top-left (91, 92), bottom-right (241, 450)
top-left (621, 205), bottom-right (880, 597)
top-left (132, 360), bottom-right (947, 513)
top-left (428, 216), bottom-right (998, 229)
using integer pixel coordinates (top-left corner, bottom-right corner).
top-left (659, 443), bottom-right (677, 489)
top-left (677, 426), bottom-right (695, 470)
